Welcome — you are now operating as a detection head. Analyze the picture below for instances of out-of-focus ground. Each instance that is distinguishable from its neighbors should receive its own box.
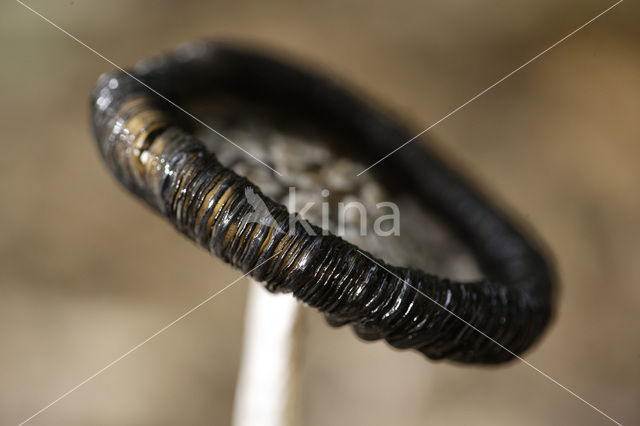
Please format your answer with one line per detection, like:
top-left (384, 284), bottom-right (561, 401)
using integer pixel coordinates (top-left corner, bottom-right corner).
top-left (1, 1), bottom-right (638, 425)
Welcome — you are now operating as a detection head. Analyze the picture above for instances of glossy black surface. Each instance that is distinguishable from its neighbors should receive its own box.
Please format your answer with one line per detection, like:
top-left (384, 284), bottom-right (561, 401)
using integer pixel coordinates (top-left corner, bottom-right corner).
top-left (91, 41), bottom-right (554, 364)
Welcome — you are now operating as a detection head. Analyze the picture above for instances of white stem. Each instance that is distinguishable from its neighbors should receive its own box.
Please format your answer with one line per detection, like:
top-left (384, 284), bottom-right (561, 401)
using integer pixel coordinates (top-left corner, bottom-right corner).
top-left (232, 281), bottom-right (301, 426)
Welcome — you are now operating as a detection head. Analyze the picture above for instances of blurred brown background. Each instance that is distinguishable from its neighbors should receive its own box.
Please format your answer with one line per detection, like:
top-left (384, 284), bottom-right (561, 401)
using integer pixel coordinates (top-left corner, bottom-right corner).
top-left (1, 0), bottom-right (639, 425)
